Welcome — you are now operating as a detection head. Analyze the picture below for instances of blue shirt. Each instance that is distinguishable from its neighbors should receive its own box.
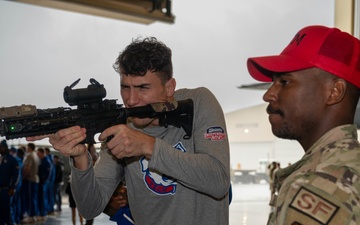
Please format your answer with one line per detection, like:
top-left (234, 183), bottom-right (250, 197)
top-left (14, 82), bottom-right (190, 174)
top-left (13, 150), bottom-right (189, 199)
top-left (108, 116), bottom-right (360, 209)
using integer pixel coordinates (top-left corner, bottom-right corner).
top-left (38, 157), bottom-right (51, 184)
top-left (0, 153), bottom-right (19, 188)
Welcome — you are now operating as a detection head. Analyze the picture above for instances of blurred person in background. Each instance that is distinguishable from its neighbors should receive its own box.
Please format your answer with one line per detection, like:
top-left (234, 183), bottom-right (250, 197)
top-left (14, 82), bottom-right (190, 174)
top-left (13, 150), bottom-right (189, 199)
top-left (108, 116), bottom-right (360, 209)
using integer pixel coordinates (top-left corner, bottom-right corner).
top-left (37, 148), bottom-right (52, 221)
top-left (21, 143), bottom-right (40, 223)
top-left (0, 140), bottom-right (19, 225)
top-left (9, 146), bottom-right (23, 225)
top-left (45, 147), bottom-right (56, 216)
top-left (53, 155), bottom-right (64, 213)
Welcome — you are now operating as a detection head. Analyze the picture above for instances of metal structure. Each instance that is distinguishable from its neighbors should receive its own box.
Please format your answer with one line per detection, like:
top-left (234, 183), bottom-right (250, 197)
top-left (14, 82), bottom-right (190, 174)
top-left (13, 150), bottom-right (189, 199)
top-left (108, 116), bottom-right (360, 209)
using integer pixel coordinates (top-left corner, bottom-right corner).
top-left (8, 0), bottom-right (175, 24)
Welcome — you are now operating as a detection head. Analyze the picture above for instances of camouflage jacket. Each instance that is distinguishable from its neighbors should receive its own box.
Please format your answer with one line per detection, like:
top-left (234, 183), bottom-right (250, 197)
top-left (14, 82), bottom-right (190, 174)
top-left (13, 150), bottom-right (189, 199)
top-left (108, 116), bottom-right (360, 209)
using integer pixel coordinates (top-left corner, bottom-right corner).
top-left (268, 124), bottom-right (360, 225)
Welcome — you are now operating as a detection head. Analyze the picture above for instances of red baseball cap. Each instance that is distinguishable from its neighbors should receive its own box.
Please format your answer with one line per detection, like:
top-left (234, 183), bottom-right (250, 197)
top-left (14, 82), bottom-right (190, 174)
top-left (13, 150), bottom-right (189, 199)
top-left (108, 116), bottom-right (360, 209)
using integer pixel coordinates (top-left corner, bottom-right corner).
top-left (247, 25), bottom-right (360, 88)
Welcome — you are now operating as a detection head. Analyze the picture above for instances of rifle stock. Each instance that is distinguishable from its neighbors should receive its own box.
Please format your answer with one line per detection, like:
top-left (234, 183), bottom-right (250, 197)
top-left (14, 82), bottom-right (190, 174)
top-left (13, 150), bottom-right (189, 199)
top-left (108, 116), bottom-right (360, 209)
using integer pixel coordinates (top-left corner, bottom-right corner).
top-left (0, 79), bottom-right (193, 144)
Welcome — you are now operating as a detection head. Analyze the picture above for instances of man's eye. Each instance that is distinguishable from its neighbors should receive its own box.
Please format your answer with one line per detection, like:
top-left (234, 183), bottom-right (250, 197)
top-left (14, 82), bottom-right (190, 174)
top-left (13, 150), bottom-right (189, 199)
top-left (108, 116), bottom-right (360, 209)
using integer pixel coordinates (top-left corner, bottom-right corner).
top-left (280, 79), bottom-right (289, 85)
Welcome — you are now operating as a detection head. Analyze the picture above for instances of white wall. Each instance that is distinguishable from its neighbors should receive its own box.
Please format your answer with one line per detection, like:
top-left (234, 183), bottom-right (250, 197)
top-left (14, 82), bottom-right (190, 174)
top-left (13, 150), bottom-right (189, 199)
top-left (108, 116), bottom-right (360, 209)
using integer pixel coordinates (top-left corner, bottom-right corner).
top-left (226, 104), bottom-right (304, 171)
top-left (229, 139), bottom-right (303, 171)
top-left (226, 103), bottom-right (274, 143)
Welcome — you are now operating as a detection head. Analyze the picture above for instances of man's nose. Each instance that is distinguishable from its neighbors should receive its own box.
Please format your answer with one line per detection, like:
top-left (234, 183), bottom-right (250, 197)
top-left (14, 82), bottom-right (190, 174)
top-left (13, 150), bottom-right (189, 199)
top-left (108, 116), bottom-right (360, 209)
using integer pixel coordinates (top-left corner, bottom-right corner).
top-left (263, 83), bottom-right (277, 103)
top-left (127, 88), bottom-right (140, 106)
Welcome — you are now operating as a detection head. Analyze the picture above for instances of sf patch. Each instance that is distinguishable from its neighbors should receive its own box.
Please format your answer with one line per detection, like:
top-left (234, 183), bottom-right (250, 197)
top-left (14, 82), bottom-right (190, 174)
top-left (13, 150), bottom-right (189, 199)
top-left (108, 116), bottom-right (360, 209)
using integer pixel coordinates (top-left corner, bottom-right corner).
top-left (204, 126), bottom-right (226, 141)
top-left (289, 187), bottom-right (338, 224)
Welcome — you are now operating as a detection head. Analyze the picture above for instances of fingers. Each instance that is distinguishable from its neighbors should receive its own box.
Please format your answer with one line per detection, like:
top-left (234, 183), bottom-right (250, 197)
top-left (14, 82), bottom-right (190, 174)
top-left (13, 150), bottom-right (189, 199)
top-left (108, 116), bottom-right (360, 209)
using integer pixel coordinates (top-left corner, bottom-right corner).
top-left (52, 126), bottom-right (86, 144)
top-left (99, 125), bottom-right (131, 157)
top-left (26, 134), bottom-right (52, 141)
top-left (99, 125), bottom-right (124, 142)
top-left (49, 126), bottom-right (87, 157)
top-left (100, 124), bottom-right (155, 159)
top-left (25, 126), bottom-right (85, 143)
top-left (26, 126), bottom-right (88, 159)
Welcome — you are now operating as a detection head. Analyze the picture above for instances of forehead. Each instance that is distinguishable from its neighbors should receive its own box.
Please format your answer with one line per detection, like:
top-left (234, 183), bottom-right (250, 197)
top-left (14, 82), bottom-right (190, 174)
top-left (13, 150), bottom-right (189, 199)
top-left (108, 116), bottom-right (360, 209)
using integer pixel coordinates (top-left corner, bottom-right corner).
top-left (275, 68), bottom-right (323, 80)
top-left (120, 71), bottom-right (162, 85)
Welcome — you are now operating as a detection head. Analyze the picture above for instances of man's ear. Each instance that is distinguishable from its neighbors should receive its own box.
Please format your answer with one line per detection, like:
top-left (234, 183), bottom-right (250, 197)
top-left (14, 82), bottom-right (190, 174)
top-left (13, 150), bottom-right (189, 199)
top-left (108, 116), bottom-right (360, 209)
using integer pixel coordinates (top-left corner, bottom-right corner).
top-left (165, 78), bottom-right (176, 97)
top-left (327, 78), bottom-right (347, 105)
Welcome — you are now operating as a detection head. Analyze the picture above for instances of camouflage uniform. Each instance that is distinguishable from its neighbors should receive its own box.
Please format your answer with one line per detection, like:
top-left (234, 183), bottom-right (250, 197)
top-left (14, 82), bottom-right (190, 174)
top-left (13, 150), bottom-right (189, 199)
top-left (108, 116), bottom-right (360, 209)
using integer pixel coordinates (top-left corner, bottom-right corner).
top-left (268, 124), bottom-right (360, 225)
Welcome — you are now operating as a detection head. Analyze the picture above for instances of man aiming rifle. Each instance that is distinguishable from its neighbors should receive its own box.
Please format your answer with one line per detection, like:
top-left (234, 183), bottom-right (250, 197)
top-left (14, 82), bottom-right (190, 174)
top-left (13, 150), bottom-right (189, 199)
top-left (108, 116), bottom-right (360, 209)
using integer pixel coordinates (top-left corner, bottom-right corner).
top-left (25, 37), bottom-right (230, 225)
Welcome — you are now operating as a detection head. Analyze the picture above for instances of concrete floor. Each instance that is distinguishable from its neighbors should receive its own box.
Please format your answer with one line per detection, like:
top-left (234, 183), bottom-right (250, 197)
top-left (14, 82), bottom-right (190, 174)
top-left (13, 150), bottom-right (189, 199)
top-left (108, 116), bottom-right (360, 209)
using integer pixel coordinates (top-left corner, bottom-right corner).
top-left (34, 183), bottom-right (271, 225)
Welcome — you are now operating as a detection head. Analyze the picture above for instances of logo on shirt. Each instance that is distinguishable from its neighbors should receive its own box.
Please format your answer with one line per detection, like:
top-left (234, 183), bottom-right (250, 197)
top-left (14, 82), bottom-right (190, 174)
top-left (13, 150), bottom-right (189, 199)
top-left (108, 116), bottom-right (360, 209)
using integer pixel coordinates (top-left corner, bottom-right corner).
top-left (204, 126), bottom-right (226, 141)
top-left (140, 142), bottom-right (186, 195)
top-left (290, 187), bottom-right (339, 224)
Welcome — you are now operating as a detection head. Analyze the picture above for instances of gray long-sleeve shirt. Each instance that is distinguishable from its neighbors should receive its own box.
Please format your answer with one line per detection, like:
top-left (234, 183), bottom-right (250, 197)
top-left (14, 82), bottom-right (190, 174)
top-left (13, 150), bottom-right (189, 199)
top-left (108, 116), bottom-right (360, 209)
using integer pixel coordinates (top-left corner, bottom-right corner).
top-left (70, 87), bottom-right (230, 225)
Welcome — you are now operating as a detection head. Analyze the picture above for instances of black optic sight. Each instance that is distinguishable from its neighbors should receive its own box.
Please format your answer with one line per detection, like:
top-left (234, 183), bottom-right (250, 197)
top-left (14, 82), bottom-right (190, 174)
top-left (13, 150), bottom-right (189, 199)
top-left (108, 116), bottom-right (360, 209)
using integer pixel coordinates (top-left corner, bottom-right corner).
top-left (63, 78), bottom-right (106, 107)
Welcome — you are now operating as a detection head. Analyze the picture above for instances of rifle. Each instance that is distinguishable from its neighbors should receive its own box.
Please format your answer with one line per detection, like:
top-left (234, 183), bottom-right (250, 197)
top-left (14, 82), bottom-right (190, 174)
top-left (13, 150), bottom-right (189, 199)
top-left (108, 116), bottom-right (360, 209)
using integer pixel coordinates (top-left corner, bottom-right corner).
top-left (0, 78), bottom-right (194, 144)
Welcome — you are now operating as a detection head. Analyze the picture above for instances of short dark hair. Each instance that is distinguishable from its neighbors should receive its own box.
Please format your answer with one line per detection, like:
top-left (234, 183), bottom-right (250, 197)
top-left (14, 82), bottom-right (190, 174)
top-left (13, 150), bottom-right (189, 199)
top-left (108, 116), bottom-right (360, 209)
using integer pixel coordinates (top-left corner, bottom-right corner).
top-left (113, 37), bottom-right (173, 84)
top-left (27, 143), bottom-right (35, 151)
top-left (17, 148), bottom-right (25, 158)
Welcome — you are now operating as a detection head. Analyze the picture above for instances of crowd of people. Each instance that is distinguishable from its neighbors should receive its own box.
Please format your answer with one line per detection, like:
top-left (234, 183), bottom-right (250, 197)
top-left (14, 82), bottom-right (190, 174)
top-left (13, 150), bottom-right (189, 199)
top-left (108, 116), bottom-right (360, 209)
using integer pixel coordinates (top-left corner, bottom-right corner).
top-left (0, 138), bottom-right (134, 225)
top-left (0, 140), bottom-right (64, 225)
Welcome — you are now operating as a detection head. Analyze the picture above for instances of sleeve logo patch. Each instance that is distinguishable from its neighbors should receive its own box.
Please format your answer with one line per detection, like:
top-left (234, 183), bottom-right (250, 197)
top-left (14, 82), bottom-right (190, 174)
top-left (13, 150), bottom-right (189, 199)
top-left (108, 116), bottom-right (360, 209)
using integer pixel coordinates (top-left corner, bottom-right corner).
top-left (290, 187), bottom-right (339, 224)
top-left (204, 126), bottom-right (226, 141)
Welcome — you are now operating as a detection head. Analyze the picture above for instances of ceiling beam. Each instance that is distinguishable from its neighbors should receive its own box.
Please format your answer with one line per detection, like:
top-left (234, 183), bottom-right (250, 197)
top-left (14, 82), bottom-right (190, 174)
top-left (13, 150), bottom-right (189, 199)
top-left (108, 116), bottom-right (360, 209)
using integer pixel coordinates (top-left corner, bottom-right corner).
top-left (8, 0), bottom-right (175, 24)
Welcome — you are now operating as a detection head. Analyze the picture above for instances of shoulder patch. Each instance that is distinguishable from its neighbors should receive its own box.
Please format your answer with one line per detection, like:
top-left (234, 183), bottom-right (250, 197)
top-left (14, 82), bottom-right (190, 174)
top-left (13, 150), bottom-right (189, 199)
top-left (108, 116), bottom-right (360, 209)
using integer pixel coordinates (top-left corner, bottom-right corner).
top-left (290, 187), bottom-right (339, 224)
top-left (204, 126), bottom-right (226, 141)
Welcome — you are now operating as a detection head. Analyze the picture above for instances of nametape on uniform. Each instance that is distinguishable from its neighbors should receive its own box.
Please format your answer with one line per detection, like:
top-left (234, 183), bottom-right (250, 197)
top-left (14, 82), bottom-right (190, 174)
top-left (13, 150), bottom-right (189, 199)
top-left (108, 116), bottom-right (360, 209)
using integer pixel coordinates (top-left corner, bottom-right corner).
top-left (290, 187), bottom-right (339, 224)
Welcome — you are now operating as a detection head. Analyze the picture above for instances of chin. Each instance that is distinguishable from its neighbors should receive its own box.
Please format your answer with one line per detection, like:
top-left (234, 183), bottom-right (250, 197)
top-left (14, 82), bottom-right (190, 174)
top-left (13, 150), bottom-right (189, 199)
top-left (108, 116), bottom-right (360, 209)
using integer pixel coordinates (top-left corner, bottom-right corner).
top-left (130, 118), bottom-right (154, 128)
